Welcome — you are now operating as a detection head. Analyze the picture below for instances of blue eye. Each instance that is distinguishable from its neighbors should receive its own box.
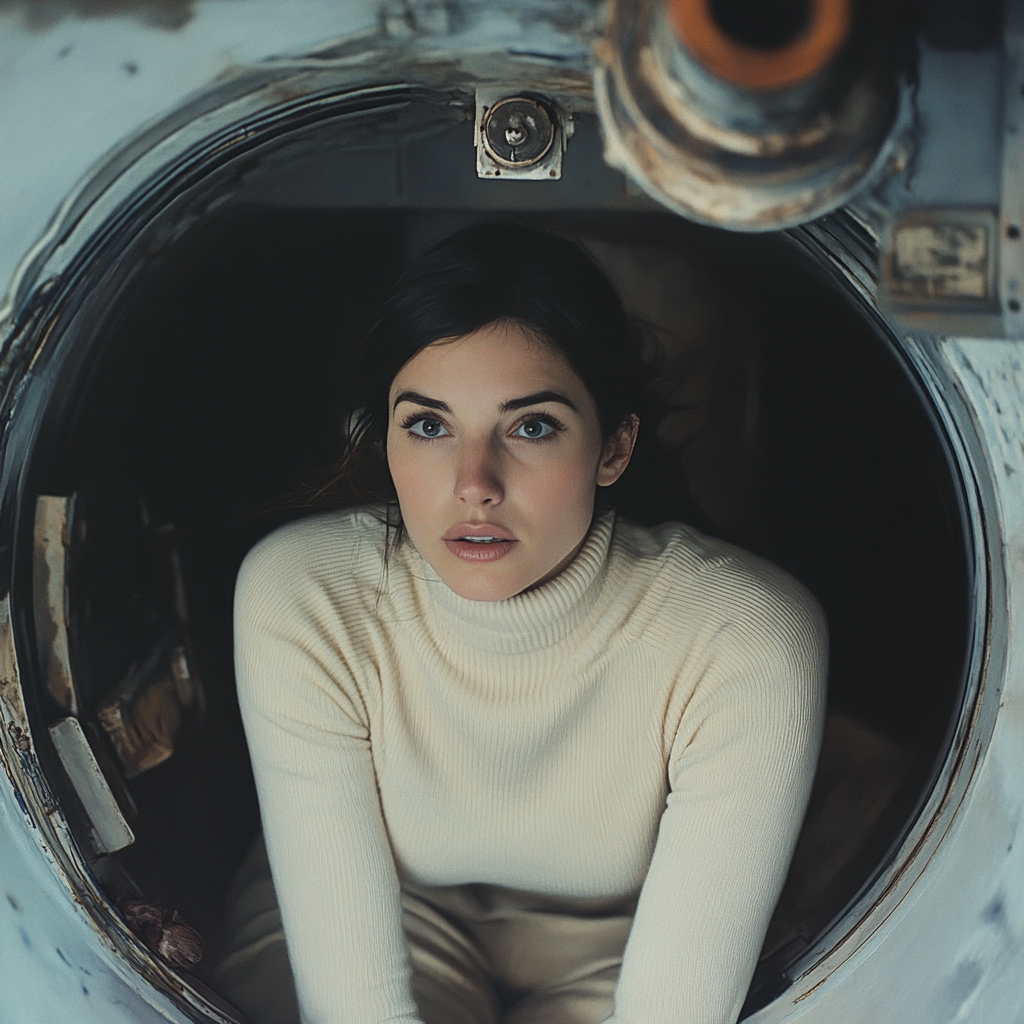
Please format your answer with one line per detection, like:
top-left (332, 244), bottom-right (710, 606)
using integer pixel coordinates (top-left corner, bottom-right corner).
top-left (407, 417), bottom-right (450, 439)
top-left (513, 419), bottom-right (555, 439)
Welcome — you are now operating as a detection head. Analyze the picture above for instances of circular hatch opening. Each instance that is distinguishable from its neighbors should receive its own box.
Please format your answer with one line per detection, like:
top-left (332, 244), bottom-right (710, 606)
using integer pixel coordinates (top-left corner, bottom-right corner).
top-left (3, 91), bottom-right (972, 1022)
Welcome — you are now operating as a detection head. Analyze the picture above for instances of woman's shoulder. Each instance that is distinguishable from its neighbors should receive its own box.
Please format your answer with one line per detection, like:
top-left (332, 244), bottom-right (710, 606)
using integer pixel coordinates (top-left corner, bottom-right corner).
top-left (610, 517), bottom-right (827, 650)
top-left (235, 506), bottom-right (388, 610)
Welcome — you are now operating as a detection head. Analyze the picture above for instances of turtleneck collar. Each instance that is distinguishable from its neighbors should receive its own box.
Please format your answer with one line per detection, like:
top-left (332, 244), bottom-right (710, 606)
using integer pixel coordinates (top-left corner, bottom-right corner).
top-left (400, 510), bottom-right (616, 655)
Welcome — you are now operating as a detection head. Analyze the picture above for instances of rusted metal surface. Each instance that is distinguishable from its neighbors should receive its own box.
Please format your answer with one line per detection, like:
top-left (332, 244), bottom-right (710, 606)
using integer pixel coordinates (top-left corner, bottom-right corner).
top-left (115, 891), bottom-right (203, 969)
top-left (475, 91), bottom-right (565, 179)
top-left (884, 210), bottom-right (998, 305)
top-left (594, 0), bottom-right (901, 230)
top-left (0, 594), bottom-right (58, 817)
top-left (0, 593), bottom-right (241, 1020)
top-left (33, 494), bottom-right (80, 715)
top-left (0, 0), bottom-right (602, 331)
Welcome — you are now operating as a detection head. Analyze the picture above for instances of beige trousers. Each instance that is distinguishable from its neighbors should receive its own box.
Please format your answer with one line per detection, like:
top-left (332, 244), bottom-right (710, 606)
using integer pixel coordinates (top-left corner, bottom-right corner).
top-left (212, 837), bottom-right (634, 1024)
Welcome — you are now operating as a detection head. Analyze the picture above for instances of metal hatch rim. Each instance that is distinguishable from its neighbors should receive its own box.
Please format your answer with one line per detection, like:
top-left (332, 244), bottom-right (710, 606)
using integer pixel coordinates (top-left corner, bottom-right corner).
top-left (0, 61), bottom-right (993, 1024)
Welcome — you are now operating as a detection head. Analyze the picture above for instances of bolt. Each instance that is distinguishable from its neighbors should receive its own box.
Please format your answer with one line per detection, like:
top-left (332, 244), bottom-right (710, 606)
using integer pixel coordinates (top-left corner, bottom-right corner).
top-left (505, 118), bottom-right (528, 147)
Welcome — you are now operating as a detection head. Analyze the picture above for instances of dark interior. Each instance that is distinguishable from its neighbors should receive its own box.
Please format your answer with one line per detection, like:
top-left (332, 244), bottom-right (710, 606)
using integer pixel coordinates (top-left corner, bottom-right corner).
top-left (23, 195), bottom-right (969, 1012)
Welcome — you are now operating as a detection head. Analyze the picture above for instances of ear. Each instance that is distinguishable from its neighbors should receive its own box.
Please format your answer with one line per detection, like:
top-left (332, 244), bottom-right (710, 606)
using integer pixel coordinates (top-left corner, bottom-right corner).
top-left (596, 414), bottom-right (640, 487)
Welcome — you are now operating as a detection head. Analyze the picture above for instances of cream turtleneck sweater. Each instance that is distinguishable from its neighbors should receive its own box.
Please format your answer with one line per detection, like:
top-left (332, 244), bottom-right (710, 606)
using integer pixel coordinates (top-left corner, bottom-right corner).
top-left (234, 508), bottom-right (827, 1024)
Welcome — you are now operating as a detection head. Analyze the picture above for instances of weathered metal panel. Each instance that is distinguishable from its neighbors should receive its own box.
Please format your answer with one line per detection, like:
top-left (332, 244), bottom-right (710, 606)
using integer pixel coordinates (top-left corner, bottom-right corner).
top-left (745, 338), bottom-right (1024, 1023)
top-left (0, 0), bottom-right (380, 323)
top-left (0, 593), bottom-right (199, 1022)
top-left (0, 0), bottom-right (605, 329)
top-left (0, 796), bottom-right (188, 1024)
top-left (49, 716), bottom-right (135, 855)
top-left (33, 493), bottom-right (79, 715)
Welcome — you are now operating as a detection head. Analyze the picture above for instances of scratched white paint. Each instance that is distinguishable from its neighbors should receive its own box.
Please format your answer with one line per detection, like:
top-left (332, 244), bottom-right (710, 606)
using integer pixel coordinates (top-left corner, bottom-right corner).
top-left (0, 0), bottom-right (596, 324)
top-left (743, 337), bottom-right (1024, 1024)
top-left (0, 0), bottom-right (378, 321)
top-left (0, 794), bottom-right (188, 1023)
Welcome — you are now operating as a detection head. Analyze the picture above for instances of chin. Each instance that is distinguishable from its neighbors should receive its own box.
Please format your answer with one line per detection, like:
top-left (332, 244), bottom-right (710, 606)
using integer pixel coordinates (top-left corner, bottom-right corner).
top-left (434, 556), bottom-right (532, 602)
top-left (445, 572), bottom-right (523, 603)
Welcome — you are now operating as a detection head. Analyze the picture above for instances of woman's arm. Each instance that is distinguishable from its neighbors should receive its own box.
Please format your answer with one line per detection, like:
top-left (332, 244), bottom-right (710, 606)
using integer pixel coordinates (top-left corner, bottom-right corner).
top-left (234, 549), bottom-right (423, 1024)
top-left (610, 583), bottom-right (828, 1024)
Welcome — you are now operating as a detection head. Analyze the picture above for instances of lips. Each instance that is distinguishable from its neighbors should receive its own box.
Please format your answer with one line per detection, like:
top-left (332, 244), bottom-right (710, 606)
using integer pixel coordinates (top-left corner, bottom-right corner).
top-left (443, 523), bottom-right (517, 542)
top-left (443, 523), bottom-right (518, 563)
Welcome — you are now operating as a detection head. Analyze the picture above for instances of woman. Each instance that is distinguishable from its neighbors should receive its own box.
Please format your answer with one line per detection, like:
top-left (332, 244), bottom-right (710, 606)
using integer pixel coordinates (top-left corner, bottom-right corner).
top-left (218, 224), bottom-right (827, 1024)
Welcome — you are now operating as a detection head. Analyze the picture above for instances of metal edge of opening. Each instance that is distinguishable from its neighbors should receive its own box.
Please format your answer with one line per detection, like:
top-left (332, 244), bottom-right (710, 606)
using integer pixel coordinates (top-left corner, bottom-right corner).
top-left (0, 65), bottom-right (995, 1023)
top-left (739, 215), bottom-right (994, 1018)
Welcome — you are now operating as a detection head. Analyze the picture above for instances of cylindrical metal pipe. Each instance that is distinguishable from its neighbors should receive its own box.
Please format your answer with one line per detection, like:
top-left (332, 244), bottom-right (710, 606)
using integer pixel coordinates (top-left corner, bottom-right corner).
top-left (594, 0), bottom-right (902, 229)
top-left (668, 0), bottom-right (852, 91)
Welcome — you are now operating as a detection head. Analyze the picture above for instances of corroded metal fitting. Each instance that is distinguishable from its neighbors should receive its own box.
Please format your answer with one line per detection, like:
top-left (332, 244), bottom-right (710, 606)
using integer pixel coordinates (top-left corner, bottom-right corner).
top-left (595, 0), bottom-right (901, 230)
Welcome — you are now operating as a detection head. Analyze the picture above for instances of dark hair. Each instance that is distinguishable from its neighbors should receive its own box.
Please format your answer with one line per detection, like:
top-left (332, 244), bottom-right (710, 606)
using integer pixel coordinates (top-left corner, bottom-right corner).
top-left (305, 222), bottom-right (654, 517)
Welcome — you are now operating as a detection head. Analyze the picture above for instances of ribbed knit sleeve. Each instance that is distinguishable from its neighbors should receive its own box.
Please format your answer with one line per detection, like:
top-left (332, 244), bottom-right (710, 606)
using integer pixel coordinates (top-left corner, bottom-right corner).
top-left (234, 526), bottom-right (423, 1024)
top-left (609, 564), bottom-right (828, 1024)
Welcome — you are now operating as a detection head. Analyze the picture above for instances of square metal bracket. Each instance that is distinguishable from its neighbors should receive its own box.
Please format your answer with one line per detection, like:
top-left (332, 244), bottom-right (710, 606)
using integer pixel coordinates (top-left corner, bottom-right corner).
top-left (475, 88), bottom-right (569, 181)
top-left (882, 209), bottom-right (998, 310)
top-left (879, 208), bottom-right (1004, 337)
top-left (1000, 1), bottom-right (1024, 337)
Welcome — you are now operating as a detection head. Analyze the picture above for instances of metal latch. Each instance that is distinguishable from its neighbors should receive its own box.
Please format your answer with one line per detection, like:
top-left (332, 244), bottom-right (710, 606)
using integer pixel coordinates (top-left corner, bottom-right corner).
top-left (475, 89), bottom-right (569, 180)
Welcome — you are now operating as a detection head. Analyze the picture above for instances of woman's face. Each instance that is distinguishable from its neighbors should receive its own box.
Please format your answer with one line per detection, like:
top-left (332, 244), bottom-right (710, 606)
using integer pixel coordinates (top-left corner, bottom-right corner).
top-left (386, 321), bottom-right (637, 601)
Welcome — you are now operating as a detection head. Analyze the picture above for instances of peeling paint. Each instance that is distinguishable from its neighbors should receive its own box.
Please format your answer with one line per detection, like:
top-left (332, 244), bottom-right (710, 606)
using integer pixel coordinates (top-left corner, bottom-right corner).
top-left (0, 590), bottom-right (237, 1020)
top-left (0, 605), bottom-right (33, 753)
top-left (32, 495), bottom-right (79, 716)
top-left (595, 0), bottom-right (901, 230)
top-left (0, 0), bottom-right (202, 32)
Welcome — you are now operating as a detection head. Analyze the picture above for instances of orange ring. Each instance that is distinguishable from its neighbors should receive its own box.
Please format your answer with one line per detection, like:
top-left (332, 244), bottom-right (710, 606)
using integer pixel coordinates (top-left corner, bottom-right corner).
top-left (667, 0), bottom-right (852, 90)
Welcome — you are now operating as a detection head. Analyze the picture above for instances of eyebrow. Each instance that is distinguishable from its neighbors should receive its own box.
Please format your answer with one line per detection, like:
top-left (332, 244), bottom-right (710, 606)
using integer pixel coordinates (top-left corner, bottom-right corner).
top-left (392, 389), bottom-right (579, 414)
top-left (393, 391), bottom-right (451, 413)
top-left (500, 391), bottom-right (579, 413)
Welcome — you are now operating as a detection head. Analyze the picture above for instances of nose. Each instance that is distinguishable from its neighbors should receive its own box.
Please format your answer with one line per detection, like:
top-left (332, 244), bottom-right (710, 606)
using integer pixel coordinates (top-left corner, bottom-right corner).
top-left (454, 438), bottom-right (505, 507)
